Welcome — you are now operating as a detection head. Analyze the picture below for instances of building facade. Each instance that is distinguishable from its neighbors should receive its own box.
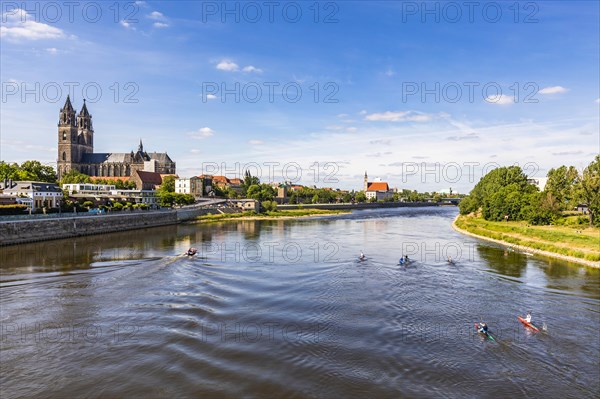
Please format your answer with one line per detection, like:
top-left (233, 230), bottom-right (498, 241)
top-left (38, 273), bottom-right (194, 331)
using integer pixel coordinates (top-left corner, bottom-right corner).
top-left (1, 180), bottom-right (63, 212)
top-left (364, 172), bottom-right (394, 201)
top-left (56, 96), bottom-right (176, 180)
top-left (175, 177), bottom-right (203, 197)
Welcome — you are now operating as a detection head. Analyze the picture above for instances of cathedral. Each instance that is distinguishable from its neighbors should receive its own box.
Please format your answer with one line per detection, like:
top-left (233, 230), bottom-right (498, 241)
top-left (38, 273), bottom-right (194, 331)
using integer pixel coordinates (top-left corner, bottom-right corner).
top-left (56, 96), bottom-right (176, 180)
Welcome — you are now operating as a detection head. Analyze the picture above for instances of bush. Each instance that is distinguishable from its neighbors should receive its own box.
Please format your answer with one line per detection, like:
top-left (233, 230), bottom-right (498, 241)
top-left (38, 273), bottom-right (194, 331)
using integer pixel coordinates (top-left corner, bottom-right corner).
top-left (261, 200), bottom-right (277, 212)
top-left (0, 204), bottom-right (28, 215)
top-left (112, 202), bottom-right (124, 211)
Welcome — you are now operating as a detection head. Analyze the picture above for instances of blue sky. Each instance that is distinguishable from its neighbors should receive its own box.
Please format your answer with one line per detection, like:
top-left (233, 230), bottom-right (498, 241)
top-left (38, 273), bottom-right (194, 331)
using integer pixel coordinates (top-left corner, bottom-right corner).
top-left (1, 1), bottom-right (599, 192)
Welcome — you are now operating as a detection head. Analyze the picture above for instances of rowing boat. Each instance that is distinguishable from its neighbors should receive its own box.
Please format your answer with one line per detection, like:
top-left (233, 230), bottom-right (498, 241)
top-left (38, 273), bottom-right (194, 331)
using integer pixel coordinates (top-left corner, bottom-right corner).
top-left (474, 323), bottom-right (495, 341)
top-left (517, 316), bottom-right (540, 332)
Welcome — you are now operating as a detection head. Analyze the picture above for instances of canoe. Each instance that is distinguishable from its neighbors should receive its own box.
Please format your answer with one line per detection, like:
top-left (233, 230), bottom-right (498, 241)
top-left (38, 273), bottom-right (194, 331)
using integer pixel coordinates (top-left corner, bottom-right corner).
top-left (518, 316), bottom-right (539, 332)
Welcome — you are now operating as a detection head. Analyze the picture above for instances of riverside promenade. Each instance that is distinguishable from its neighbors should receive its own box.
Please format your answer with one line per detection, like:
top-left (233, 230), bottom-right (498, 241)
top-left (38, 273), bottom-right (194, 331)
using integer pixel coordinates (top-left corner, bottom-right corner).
top-left (0, 199), bottom-right (225, 246)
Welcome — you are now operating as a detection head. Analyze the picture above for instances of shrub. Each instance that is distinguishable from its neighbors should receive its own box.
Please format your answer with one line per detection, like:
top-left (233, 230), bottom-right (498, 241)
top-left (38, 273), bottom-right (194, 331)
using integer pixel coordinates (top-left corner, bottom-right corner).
top-left (0, 204), bottom-right (28, 215)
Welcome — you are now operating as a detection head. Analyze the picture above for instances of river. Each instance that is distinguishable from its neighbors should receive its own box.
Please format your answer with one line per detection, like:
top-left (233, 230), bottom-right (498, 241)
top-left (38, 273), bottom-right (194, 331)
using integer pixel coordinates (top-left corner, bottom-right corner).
top-left (1, 207), bottom-right (598, 398)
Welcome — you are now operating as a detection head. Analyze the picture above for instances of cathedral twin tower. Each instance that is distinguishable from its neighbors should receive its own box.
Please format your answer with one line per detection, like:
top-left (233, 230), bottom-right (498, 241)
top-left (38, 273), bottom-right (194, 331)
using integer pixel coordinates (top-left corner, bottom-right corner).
top-left (56, 96), bottom-right (176, 180)
top-left (57, 95), bottom-right (93, 179)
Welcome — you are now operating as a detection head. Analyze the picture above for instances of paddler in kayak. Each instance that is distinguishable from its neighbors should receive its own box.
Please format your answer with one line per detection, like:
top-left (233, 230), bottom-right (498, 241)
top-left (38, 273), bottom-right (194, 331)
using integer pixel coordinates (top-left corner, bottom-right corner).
top-left (525, 312), bottom-right (532, 323)
top-left (186, 248), bottom-right (197, 256)
top-left (478, 322), bottom-right (489, 334)
top-left (359, 251), bottom-right (366, 261)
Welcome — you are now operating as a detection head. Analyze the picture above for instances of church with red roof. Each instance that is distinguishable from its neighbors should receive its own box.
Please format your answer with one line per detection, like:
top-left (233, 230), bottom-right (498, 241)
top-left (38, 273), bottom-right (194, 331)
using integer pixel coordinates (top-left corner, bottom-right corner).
top-left (364, 171), bottom-right (394, 201)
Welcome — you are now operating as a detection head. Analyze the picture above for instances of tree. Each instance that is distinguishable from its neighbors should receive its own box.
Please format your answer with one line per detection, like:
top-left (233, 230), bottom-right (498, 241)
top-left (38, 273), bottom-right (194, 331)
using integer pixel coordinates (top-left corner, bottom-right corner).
top-left (261, 200), bottom-right (277, 212)
top-left (82, 201), bottom-right (94, 210)
top-left (60, 169), bottom-right (92, 184)
top-left (246, 184), bottom-right (275, 202)
top-left (545, 166), bottom-right (578, 211)
top-left (20, 160), bottom-right (57, 182)
top-left (0, 160), bottom-right (57, 183)
top-left (459, 166), bottom-right (532, 220)
top-left (242, 171), bottom-right (260, 196)
top-left (0, 162), bottom-right (19, 180)
top-left (577, 155), bottom-right (600, 226)
top-left (355, 191), bottom-right (367, 203)
top-left (159, 175), bottom-right (176, 193)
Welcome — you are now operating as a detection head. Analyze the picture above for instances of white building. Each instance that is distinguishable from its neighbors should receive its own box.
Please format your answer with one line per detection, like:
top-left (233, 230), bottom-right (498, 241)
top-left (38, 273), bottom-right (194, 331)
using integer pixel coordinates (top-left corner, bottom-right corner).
top-left (2, 181), bottom-right (63, 212)
top-left (175, 177), bottom-right (203, 197)
top-left (110, 190), bottom-right (159, 207)
top-left (63, 183), bottom-right (116, 195)
top-left (62, 183), bottom-right (158, 208)
top-left (527, 177), bottom-right (548, 191)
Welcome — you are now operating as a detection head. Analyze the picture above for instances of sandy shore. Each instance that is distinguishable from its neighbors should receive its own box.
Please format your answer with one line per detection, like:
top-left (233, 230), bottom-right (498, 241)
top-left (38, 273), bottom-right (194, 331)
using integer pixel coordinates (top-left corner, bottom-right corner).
top-left (452, 216), bottom-right (600, 269)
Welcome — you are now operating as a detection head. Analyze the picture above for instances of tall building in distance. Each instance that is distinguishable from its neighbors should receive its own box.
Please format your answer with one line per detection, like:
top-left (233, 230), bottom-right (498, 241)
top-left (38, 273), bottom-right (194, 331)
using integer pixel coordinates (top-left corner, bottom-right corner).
top-left (56, 96), bottom-right (176, 180)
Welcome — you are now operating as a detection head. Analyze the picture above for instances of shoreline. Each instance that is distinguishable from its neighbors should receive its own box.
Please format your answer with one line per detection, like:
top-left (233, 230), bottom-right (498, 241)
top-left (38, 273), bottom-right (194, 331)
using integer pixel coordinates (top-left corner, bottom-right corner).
top-left (194, 210), bottom-right (350, 223)
top-left (452, 215), bottom-right (600, 269)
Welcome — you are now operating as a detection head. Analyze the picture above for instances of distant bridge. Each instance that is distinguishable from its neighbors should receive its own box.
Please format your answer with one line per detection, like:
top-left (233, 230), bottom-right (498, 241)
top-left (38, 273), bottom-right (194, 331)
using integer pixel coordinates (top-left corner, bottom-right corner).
top-left (441, 198), bottom-right (461, 205)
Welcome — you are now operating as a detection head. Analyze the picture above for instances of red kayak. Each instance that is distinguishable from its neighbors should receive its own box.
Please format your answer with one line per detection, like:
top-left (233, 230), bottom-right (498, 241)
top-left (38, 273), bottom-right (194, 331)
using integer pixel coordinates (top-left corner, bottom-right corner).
top-left (518, 316), bottom-right (539, 332)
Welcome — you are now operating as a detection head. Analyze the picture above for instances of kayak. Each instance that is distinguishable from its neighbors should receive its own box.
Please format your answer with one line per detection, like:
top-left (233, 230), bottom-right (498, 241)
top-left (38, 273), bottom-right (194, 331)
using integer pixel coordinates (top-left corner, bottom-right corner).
top-left (474, 323), bottom-right (495, 341)
top-left (518, 316), bottom-right (539, 332)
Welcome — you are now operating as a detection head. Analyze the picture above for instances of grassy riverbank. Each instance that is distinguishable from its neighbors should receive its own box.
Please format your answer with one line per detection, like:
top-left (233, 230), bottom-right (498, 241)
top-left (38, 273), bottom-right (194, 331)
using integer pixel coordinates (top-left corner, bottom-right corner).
top-left (197, 209), bottom-right (350, 222)
top-left (454, 215), bottom-right (600, 264)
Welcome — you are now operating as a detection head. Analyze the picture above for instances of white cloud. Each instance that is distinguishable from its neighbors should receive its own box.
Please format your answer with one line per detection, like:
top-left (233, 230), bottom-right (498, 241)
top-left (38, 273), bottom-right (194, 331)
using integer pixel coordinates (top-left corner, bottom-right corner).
top-left (595, 98), bottom-right (600, 104)
top-left (242, 65), bottom-right (262, 73)
top-left (46, 47), bottom-right (58, 54)
top-left (120, 20), bottom-right (135, 30)
top-left (190, 127), bottom-right (215, 139)
top-left (365, 111), bottom-right (433, 122)
top-left (485, 94), bottom-right (514, 105)
top-left (148, 11), bottom-right (165, 20)
top-left (206, 94), bottom-right (217, 100)
top-left (216, 60), bottom-right (240, 72)
top-left (153, 22), bottom-right (169, 28)
top-left (135, 1), bottom-right (147, 6)
top-left (1, 9), bottom-right (66, 41)
top-left (337, 113), bottom-right (349, 118)
top-left (248, 140), bottom-right (264, 145)
top-left (358, 110), bottom-right (368, 115)
top-left (384, 68), bottom-right (395, 77)
top-left (326, 125), bottom-right (358, 133)
top-left (539, 86), bottom-right (568, 95)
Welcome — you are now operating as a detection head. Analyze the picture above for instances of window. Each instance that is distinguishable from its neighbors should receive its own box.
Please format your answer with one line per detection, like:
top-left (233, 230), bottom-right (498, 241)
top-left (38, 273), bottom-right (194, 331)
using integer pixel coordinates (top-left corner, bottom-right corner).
top-left (62, 132), bottom-right (67, 140)
top-left (62, 152), bottom-right (66, 161)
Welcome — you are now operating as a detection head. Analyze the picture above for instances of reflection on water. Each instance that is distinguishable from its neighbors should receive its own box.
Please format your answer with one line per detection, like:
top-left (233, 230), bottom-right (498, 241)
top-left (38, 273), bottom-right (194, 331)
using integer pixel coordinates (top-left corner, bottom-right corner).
top-left (1, 207), bottom-right (599, 398)
top-left (477, 245), bottom-right (529, 277)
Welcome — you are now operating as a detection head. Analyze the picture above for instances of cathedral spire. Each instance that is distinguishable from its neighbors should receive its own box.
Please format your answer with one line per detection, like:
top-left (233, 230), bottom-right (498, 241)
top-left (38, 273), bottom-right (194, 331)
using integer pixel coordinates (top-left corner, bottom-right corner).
top-left (79, 98), bottom-right (89, 116)
top-left (138, 139), bottom-right (144, 153)
top-left (59, 95), bottom-right (76, 126)
top-left (62, 95), bottom-right (74, 112)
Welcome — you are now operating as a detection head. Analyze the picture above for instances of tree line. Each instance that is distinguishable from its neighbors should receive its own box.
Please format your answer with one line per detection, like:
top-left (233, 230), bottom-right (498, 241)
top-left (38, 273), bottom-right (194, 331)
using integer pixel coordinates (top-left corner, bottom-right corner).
top-left (458, 156), bottom-right (600, 226)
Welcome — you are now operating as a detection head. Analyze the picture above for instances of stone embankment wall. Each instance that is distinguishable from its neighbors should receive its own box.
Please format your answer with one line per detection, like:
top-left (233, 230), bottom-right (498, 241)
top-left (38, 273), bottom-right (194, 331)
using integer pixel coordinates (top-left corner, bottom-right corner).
top-left (0, 208), bottom-right (213, 246)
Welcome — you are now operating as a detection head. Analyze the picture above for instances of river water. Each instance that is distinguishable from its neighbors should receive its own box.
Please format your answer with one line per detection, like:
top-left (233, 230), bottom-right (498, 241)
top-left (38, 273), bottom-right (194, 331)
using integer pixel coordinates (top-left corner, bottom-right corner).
top-left (1, 207), bottom-right (599, 398)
